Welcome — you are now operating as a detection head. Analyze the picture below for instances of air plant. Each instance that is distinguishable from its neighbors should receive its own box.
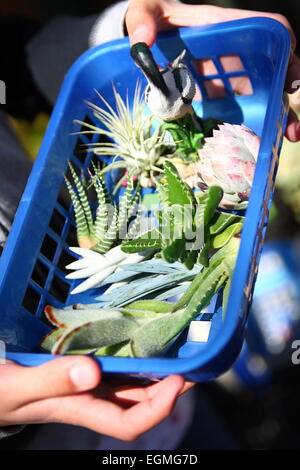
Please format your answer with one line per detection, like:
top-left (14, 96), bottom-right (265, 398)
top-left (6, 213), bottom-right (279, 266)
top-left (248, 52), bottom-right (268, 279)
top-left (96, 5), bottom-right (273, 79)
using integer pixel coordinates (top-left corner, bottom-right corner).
top-left (75, 83), bottom-right (173, 189)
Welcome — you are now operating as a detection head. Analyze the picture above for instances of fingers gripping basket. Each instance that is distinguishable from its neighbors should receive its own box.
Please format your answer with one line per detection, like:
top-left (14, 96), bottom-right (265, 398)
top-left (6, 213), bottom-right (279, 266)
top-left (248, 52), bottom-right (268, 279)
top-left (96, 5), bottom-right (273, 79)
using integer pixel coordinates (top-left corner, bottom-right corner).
top-left (0, 18), bottom-right (290, 381)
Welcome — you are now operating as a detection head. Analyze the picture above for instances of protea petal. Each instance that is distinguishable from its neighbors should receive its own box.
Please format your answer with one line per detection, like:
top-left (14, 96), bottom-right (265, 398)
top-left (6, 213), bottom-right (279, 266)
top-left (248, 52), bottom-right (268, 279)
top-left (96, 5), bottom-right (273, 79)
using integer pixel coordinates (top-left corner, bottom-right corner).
top-left (195, 123), bottom-right (259, 209)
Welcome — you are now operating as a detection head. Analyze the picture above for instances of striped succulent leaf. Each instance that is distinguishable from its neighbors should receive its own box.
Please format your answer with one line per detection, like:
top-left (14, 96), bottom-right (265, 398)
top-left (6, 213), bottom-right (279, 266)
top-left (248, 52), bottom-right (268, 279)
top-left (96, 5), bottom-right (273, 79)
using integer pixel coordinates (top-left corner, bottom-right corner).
top-left (68, 163), bottom-right (94, 236)
top-left (64, 176), bottom-right (90, 244)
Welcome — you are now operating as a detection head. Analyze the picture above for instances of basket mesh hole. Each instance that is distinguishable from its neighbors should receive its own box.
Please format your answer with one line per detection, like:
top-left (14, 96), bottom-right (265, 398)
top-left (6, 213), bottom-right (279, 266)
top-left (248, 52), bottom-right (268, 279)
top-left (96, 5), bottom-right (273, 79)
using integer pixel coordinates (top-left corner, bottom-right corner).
top-left (204, 79), bottom-right (227, 99)
top-left (73, 137), bottom-right (87, 164)
top-left (219, 54), bottom-right (244, 72)
top-left (193, 58), bottom-right (217, 76)
top-left (40, 234), bottom-right (57, 262)
top-left (228, 75), bottom-right (253, 96)
top-left (57, 250), bottom-right (77, 274)
top-left (194, 83), bottom-right (203, 102)
top-left (65, 225), bottom-right (78, 247)
top-left (22, 286), bottom-right (40, 314)
top-left (57, 185), bottom-right (71, 210)
top-left (49, 275), bottom-right (70, 303)
top-left (49, 209), bottom-right (66, 236)
top-left (79, 114), bottom-right (95, 141)
top-left (31, 259), bottom-right (49, 288)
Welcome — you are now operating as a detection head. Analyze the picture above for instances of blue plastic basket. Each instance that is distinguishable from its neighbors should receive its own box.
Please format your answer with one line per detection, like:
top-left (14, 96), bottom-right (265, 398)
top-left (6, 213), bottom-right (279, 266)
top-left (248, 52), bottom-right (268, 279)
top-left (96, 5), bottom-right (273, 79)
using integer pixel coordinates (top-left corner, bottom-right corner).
top-left (0, 18), bottom-right (291, 381)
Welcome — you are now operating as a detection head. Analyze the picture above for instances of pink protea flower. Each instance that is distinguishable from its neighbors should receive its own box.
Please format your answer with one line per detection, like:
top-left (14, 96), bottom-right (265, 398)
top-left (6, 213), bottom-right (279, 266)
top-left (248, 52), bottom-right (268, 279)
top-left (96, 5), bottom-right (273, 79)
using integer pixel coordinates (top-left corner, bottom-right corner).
top-left (196, 123), bottom-right (260, 210)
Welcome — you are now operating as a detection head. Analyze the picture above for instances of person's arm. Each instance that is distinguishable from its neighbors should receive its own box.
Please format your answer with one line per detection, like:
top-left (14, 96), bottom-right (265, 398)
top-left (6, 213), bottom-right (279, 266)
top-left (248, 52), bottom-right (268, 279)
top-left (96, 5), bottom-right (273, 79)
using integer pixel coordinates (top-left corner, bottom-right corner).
top-left (125, 0), bottom-right (300, 142)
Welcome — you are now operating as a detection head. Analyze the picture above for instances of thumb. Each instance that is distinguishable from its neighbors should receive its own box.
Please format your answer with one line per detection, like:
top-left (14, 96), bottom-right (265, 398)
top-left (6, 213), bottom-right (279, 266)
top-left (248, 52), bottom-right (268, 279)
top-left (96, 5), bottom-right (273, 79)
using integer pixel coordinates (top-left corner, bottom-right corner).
top-left (126, 4), bottom-right (158, 46)
top-left (0, 356), bottom-right (101, 409)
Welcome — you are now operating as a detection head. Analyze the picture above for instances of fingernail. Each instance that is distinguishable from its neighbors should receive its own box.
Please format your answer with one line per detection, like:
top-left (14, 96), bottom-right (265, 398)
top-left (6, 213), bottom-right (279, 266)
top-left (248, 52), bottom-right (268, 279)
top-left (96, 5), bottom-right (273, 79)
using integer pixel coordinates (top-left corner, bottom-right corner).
top-left (69, 362), bottom-right (97, 390)
top-left (130, 25), bottom-right (151, 45)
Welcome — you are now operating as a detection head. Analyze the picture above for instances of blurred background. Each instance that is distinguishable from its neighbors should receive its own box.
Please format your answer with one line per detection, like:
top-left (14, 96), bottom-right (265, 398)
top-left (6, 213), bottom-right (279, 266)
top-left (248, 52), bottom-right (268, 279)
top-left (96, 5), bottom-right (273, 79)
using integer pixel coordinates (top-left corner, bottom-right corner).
top-left (2, 0), bottom-right (300, 451)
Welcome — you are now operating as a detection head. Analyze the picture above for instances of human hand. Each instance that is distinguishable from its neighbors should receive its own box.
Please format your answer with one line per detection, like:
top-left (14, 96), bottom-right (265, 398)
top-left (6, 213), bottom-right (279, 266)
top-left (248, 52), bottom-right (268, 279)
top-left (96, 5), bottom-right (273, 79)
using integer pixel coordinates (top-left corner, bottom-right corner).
top-left (0, 357), bottom-right (192, 441)
top-left (125, 0), bottom-right (300, 142)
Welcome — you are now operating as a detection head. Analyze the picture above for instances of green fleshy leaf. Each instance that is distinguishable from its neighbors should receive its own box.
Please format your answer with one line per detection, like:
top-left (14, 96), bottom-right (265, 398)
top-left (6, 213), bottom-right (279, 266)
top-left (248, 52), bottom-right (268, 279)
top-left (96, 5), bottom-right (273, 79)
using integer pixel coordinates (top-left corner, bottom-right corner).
top-left (103, 269), bottom-right (198, 308)
top-left (44, 305), bottom-right (123, 328)
top-left (91, 173), bottom-right (109, 243)
top-left (121, 228), bottom-right (161, 253)
top-left (125, 300), bottom-right (174, 313)
top-left (163, 161), bottom-right (195, 207)
top-left (93, 205), bottom-right (118, 254)
top-left (94, 340), bottom-right (130, 357)
top-left (222, 279), bottom-right (231, 320)
top-left (204, 186), bottom-right (224, 225)
top-left (211, 223), bottom-right (243, 249)
top-left (40, 328), bottom-right (66, 352)
top-left (162, 238), bottom-right (185, 263)
top-left (209, 212), bottom-right (244, 236)
top-left (175, 237), bottom-right (240, 311)
top-left (118, 177), bottom-right (134, 234)
top-left (52, 317), bottom-right (140, 355)
top-left (68, 163), bottom-right (94, 235)
top-left (64, 177), bottom-right (90, 241)
top-left (131, 309), bottom-right (188, 358)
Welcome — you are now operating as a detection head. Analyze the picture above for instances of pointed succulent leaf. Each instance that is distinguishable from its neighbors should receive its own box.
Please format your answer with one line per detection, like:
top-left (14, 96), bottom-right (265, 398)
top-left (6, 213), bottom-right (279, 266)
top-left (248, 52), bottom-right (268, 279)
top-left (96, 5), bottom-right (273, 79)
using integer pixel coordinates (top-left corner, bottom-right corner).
top-left (91, 174), bottom-right (109, 243)
top-left (64, 177), bottom-right (90, 242)
top-left (125, 300), bottom-right (174, 313)
top-left (40, 328), bottom-right (66, 352)
top-left (102, 269), bottom-right (198, 308)
top-left (118, 259), bottom-right (187, 274)
top-left (92, 205), bottom-right (119, 254)
top-left (118, 177), bottom-right (134, 233)
top-left (174, 239), bottom-right (239, 311)
top-left (204, 186), bottom-right (224, 225)
top-left (52, 316), bottom-right (140, 355)
top-left (222, 279), bottom-right (231, 320)
top-left (209, 211), bottom-right (244, 236)
top-left (44, 305), bottom-right (123, 328)
top-left (152, 283), bottom-right (191, 301)
top-left (95, 340), bottom-right (131, 357)
top-left (131, 309), bottom-right (188, 357)
top-left (162, 238), bottom-right (185, 263)
top-left (68, 163), bottom-right (94, 235)
top-left (121, 227), bottom-right (161, 253)
top-left (70, 265), bottom-right (116, 295)
top-left (163, 161), bottom-right (195, 207)
top-left (211, 222), bottom-right (243, 249)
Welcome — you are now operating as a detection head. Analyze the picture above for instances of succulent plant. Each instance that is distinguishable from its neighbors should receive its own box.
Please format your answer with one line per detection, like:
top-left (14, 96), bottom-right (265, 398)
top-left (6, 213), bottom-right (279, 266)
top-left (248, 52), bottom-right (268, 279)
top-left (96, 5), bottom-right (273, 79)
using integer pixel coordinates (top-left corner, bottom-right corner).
top-left (65, 162), bottom-right (140, 252)
top-left (75, 83), bottom-right (173, 189)
top-left (122, 161), bottom-right (243, 269)
top-left (41, 237), bottom-right (240, 358)
top-left (196, 123), bottom-right (260, 210)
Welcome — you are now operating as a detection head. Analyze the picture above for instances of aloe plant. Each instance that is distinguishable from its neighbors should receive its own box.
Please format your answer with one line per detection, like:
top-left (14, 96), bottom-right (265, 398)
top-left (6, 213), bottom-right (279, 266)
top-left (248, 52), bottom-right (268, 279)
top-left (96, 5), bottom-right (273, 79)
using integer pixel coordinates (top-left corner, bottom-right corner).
top-left (65, 162), bottom-right (140, 252)
top-left (122, 161), bottom-right (243, 269)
